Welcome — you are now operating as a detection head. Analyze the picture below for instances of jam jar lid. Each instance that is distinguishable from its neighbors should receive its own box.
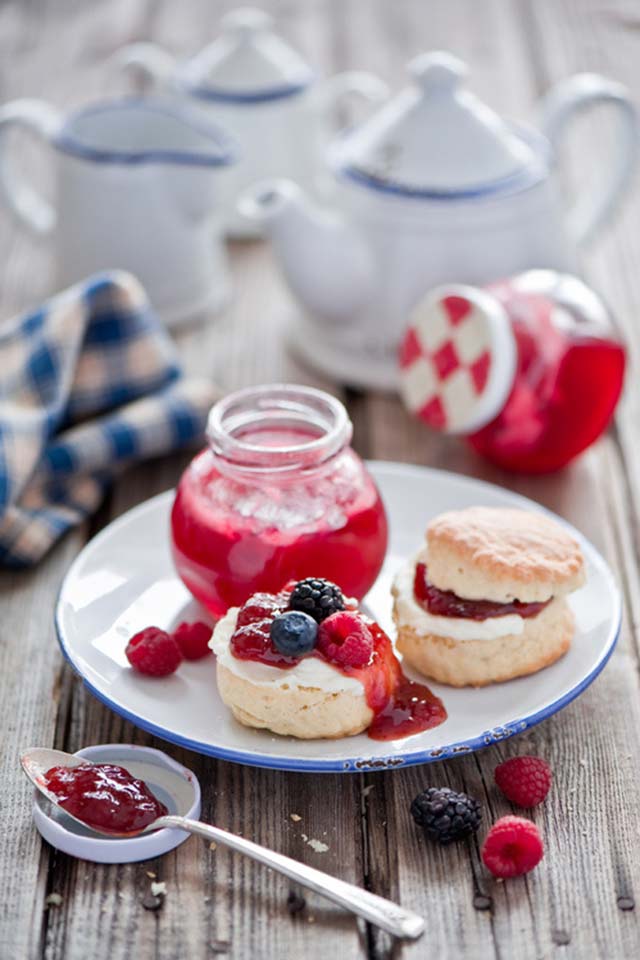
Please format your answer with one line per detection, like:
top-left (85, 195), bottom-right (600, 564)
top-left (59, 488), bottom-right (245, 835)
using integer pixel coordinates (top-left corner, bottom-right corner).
top-left (399, 284), bottom-right (517, 434)
top-left (178, 8), bottom-right (315, 103)
top-left (331, 50), bottom-right (546, 199)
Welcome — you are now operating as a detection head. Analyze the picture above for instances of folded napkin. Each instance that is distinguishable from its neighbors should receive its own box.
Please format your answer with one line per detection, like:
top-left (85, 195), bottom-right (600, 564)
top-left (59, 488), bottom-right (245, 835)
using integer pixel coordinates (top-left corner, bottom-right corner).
top-left (0, 271), bottom-right (217, 567)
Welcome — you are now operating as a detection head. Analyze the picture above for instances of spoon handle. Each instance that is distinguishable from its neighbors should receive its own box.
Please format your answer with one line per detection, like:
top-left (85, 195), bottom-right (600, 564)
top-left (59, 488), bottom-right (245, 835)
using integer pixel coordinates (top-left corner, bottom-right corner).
top-left (154, 815), bottom-right (424, 940)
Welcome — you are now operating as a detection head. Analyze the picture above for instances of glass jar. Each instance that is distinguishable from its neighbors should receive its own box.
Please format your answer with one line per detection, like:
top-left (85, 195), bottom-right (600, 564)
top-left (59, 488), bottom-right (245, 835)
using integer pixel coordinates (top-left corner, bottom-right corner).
top-left (171, 384), bottom-right (388, 617)
top-left (399, 270), bottom-right (626, 474)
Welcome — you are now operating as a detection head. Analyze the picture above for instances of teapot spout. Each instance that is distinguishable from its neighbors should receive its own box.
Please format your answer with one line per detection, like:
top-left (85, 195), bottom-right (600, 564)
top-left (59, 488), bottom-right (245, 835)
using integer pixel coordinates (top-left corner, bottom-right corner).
top-left (239, 180), bottom-right (374, 324)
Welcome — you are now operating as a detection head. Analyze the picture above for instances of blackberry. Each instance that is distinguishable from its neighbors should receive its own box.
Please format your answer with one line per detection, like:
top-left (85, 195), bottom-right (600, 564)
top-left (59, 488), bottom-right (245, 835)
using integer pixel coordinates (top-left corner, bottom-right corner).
top-left (289, 578), bottom-right (345, 623)
top-left (410, 787), bottom-right (481, 845)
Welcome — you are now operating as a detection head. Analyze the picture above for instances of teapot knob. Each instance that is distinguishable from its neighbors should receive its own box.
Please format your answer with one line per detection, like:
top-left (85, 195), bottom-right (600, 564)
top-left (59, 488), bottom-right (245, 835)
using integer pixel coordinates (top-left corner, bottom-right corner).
top-left (408, 51), bottom-right (468, 94)
top-left (220, 7), bottom-right (273, 36)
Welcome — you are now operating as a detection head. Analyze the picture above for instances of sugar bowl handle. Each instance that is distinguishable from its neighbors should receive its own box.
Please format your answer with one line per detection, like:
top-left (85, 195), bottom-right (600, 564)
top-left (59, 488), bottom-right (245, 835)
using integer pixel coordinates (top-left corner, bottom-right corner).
top-left (540, 73), bottom-right (638, 247)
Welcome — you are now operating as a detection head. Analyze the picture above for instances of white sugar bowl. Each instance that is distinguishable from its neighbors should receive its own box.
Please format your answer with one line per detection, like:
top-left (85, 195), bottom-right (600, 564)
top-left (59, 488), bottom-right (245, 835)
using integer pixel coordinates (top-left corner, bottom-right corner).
top-left (112, 7), bottom-right (388, 238)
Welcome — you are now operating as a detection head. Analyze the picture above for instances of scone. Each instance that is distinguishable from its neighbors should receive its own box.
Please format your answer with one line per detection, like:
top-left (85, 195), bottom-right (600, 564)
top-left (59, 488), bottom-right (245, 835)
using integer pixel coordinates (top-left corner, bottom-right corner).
top-left (211, 578), bottom-right (447, 740)
top-left (392, 507), bottom-right (585, 687)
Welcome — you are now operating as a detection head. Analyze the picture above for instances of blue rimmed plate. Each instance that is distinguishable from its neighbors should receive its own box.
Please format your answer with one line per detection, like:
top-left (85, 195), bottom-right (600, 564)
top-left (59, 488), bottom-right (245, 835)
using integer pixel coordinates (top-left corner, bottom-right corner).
top-left (55, 462), bottom-right (621, 772)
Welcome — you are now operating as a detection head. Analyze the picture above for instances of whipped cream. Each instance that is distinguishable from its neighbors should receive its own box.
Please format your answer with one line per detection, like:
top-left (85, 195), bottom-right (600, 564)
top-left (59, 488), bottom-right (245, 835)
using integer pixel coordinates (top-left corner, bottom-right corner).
top-left (393, 556), bottom-right (526, 641)
top-left (210, 608), bottom-right (365, 694)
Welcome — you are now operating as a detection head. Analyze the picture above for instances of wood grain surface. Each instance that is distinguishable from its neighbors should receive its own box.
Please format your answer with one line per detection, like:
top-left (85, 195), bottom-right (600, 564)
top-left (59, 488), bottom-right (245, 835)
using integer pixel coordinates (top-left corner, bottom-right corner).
top-left (1, 2), bottom-right (640, 958)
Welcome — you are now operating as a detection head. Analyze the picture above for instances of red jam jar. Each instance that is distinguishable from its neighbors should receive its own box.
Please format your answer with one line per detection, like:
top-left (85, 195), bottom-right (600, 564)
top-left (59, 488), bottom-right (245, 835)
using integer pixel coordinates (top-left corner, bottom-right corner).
top-left (399, 270), bottom-right (626, 473)
top-left (171, 384), bottom-right (388, 617)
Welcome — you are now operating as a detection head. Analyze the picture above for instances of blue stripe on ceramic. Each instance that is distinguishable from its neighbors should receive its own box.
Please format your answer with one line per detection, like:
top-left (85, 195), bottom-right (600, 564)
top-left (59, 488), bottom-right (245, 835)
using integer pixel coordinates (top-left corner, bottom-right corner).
top-left (332, 124), bottom-right (551, 201)
top-left (336, 162), bottom-right (545, 201)
top-left (54, 97), bottom-right (237, 167)
top-left (182, 76), bottom-right (313, 105)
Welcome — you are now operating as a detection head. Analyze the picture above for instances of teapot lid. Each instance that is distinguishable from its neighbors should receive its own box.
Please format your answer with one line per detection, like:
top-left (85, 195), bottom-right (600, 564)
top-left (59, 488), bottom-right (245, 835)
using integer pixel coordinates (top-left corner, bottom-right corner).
top-left (179, 7), bottom-right (314, 103)
top-left (333, 51), bottom-right (546, 198)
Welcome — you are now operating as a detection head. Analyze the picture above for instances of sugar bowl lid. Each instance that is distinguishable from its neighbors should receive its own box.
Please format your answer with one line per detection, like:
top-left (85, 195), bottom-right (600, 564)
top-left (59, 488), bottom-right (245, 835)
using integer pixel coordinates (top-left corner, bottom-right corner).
top-left (179, 7), bottom-right (315, 102)
top-left (333, 50), bottom-right (544, 198)
top-left (399, 284), bottom-right (517, 434)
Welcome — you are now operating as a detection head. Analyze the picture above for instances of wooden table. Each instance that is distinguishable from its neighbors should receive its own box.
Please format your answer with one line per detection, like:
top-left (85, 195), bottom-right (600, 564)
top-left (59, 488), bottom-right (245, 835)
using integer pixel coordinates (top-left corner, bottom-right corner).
top-left (2, 1), bottom-right (640, 957)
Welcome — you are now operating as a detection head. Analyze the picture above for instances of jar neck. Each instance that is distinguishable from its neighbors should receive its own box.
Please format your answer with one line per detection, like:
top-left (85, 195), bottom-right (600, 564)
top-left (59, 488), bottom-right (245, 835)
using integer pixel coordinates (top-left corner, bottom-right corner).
top-left (206, 384), bottom-right (353, 475)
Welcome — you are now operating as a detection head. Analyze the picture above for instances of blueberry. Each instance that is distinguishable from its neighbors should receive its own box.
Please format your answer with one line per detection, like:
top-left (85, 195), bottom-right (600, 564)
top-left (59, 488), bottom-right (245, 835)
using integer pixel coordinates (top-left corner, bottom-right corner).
top-left (270, 611), bottom-right (318, 657)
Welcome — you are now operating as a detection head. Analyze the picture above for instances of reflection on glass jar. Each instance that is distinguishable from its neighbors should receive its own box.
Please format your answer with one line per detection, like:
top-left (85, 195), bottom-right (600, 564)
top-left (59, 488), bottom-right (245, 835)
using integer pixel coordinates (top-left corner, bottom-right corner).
top-left (171, 384), bottom-right (388, 617)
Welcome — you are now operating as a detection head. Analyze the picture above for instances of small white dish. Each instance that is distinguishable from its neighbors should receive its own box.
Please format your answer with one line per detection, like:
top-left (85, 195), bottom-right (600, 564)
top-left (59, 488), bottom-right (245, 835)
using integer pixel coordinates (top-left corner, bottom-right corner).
top-left (55, 462), bottom-right (621, 773)
top-left (32, 743), bottom-right (201, 863)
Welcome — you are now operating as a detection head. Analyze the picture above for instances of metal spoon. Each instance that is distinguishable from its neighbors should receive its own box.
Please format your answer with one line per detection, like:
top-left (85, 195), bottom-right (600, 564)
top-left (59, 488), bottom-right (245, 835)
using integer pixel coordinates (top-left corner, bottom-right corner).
top-left (21, 747), bottom-right (424, 941)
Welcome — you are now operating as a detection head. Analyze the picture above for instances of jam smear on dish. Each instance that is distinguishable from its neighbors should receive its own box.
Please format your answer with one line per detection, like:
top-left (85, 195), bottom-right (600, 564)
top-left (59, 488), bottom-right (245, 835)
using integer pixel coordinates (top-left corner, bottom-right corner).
top-left (230, 589), bottom-right (447, 741)
top-left (42, 763), bottom-right (168, 835)
top-left (414, 562), bottom-right (550, 621)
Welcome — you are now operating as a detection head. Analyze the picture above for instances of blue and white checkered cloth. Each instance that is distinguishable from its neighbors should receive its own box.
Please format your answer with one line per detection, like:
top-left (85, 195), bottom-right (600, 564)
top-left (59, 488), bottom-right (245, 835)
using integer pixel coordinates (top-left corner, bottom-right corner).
top-left (0, 271), bottom-right (217, 567)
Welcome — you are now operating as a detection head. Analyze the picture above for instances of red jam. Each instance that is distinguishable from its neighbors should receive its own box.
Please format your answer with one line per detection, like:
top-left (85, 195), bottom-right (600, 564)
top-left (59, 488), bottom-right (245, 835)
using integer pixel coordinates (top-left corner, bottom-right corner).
top-left (468, 280), bottom-right (625, 473)
top-left (42, 763), bottom-right (168, 835)
top-left (414, 562), bottom-right (550, 620)
top-left (229, 591), bottom-right (447, 741)
top-left (171, 387), bottom-right (388, 617)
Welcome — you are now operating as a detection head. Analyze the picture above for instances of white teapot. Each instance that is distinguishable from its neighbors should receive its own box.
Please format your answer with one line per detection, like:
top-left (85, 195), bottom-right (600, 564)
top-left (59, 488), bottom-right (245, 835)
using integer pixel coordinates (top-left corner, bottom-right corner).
top-left (240, 51), bottom-right (638, 390)
top-left (113, 7), bottom-right (387, 238)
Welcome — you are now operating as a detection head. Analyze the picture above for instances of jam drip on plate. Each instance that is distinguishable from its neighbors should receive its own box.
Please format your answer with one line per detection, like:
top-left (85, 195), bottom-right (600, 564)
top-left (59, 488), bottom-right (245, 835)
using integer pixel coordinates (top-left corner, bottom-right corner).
top-left (230, 590), bottom-right (447, 741)
top-left (414, 562), bottom-right (550, 621)
top-left (42, 763), bottom-right (168, 835)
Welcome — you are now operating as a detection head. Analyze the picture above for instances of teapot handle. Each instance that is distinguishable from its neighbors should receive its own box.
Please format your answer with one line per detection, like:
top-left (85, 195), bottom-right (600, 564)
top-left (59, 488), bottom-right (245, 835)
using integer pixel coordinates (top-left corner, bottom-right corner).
top-left (107, 42), bottom-right (177, 91)
top-left (539, 73), bottom-right (638, 247)
top-left (316, 71), bottom-right (389, 123)
top-left (0, 99), bottom-right (61, 234)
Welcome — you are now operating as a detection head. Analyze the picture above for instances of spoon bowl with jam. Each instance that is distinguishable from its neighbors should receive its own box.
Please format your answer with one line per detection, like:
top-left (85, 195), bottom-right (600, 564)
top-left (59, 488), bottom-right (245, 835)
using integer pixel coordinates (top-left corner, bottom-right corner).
top-left (21, 747), bottom-right (424, 941)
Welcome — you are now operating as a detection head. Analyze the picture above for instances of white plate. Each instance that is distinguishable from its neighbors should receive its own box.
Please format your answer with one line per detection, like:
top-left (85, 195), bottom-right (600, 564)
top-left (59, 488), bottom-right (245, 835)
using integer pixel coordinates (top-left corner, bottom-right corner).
top-left (55, 462), bottom-right (621, 773)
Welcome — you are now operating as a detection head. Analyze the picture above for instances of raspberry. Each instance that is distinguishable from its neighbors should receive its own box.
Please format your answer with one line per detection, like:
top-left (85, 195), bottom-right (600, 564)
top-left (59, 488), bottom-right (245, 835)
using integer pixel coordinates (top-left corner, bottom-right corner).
top-left (317, 611), bottom-right (373, 668)
top-left (172, 621), bottom-right (213, 661)
top-left (494, 756), bottom-right (552, 808)
top-left (481, 816), bottom-right (544, 878)
top-left (126, 627), bottom-right (182, 677)
top-left (236, 593), bottom-right (285, 627)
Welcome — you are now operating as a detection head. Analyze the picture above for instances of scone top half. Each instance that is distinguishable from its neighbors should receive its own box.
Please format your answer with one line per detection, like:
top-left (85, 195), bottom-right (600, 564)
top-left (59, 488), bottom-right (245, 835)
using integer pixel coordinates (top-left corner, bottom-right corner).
top-left (425, 507), bottom-right (585, 604)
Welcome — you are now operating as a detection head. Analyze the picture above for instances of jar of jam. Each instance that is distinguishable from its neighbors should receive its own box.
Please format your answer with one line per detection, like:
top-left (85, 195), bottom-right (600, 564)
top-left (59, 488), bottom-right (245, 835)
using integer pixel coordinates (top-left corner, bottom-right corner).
top-left (399, 270), bottom-right (626, 473)
top-left (171, 384), bottom-right (388, 617)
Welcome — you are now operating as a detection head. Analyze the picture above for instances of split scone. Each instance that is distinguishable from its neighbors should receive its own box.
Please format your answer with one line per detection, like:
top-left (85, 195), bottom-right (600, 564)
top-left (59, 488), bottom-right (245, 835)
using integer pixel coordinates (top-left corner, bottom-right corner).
top-left (392, 507), bottom-right (585, 687)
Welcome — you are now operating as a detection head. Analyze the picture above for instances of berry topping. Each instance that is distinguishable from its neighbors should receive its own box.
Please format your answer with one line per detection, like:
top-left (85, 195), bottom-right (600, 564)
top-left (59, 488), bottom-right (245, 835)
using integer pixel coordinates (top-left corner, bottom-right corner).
top-left (289, 578), bottom-right (345, 623)
top-left (494, 756), bottom-right (552, 808)
top-left (270, 611), bottom-right (318, 657)
top-left (125, 627), bottom-right (182, 677)
top-left (481, 816), bottom-right (544, 878)
top-left (230, 619), bottom-right (272, 659)
top-left (172, 621), bottom-right (213, 661)
top-left (236, 593), bottom-right (286, 627)
top-left (414, 562), bottom-right (550, 621)
top-left (316, 611), bottom-right (374, 668)
top-left (410, 787), bottom-right (481, 845)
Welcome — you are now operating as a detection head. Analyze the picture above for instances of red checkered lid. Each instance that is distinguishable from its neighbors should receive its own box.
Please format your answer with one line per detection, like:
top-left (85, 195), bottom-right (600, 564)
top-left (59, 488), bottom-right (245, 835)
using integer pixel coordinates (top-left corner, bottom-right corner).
top-left (399, 284), bottom-right (517, 434)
